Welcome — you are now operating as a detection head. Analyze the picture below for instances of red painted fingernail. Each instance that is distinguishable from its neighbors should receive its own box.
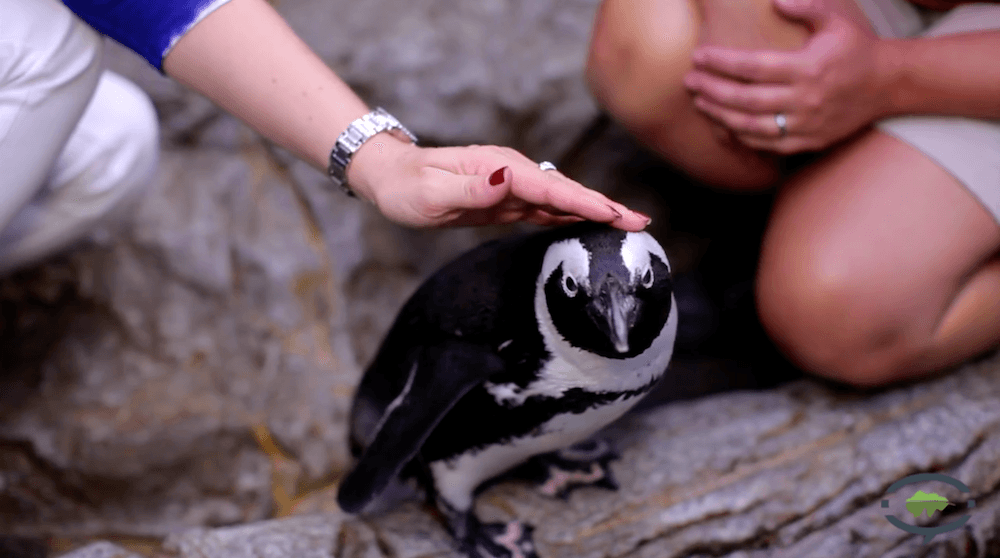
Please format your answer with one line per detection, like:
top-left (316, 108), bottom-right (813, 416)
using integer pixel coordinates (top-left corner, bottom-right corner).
top-left (489, 167), bottom-right (508, 186)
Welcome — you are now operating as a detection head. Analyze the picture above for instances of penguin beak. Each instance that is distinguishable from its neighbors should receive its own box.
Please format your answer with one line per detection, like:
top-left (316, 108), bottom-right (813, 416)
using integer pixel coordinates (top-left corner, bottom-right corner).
top-left (591, 275), bottom-right (637, 353)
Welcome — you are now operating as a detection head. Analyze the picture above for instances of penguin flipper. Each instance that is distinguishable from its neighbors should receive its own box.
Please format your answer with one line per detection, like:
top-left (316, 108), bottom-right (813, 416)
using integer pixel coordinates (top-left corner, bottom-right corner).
top-left (337, 341), bottom-right (504, 514)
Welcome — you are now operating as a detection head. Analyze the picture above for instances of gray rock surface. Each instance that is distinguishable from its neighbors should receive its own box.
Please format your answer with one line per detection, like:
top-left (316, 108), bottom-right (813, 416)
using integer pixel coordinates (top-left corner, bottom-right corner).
top-left (279, 0), bottom-right (604, 161)
top-left (156, 355), bottom-right (1000, 558)
top-left (0, 145), bottom-right (350, 534)
top-left (163, 514), bottom-right (344, 558)
top-left (56, 542), bottom-right (145, 558)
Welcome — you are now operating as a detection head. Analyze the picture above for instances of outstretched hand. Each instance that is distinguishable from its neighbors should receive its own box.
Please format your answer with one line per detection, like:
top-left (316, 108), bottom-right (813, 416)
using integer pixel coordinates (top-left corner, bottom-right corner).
top-left (683, 0), bottom-right (887, 154)
top-left (162, 0), bottom-right (648, 231)
top-left (347, 133), bottom-right (651, 231)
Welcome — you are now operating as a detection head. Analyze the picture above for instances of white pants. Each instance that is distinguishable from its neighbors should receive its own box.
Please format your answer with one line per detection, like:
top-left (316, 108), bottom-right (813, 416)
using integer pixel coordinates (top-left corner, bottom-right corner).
top-left (0, 0), bottom-right (158, 275)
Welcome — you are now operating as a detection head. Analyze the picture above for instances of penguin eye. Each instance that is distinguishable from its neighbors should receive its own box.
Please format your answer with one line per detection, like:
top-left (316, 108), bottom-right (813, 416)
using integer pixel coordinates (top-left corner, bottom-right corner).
top-left (641, 267), bottom-right (654, 288)
top-left (562, 275), bottom-right (578, 297)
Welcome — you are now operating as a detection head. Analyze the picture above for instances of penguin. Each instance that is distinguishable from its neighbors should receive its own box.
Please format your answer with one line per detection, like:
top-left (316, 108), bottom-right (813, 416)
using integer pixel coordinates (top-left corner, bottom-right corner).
top-left (337, 222), bottom-right (677, 558)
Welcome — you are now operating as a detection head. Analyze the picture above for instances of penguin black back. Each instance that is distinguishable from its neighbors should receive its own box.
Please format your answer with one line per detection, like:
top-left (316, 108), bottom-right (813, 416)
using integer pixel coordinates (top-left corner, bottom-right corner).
top-left (348, 223), bottom-right (619, 453)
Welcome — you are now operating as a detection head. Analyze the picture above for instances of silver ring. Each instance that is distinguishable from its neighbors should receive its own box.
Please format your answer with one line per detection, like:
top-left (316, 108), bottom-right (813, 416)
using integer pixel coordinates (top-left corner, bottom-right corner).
top-left (774, 113), bottom-right (788, 138)
top-left (538, 161), bottom-right (557, 172)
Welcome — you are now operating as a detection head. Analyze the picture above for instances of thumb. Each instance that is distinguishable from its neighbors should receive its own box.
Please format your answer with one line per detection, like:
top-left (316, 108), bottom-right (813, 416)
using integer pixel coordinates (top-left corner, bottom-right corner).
top-left (773, 0), bottom-right (830, 29)
top-left (444, 165), bottom-right (511, 210)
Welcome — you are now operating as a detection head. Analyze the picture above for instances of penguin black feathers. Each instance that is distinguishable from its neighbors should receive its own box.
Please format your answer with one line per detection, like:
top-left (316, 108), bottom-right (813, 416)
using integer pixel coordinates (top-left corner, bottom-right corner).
top-left (338, 222), bottom-right (678, 558)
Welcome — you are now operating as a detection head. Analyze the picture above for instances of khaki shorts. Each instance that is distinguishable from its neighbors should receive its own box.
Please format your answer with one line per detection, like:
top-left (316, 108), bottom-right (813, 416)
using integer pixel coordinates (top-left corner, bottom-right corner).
top-left (854, 0), bottom-right (1000, 222)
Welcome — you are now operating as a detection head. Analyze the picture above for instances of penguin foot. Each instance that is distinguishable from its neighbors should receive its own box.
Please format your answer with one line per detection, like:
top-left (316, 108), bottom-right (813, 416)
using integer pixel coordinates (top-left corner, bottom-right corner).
top-left (464, 520), bottom-right (538, 558)
top-left (533, 439), bottom-right (619, 499)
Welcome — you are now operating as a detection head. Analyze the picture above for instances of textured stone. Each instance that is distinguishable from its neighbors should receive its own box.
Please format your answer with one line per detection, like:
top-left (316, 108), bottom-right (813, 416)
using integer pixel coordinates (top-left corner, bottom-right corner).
top-left (141, 354), bottom-right (1000, 558)
top-left (164, 514), bottom-right (344, 558)
top-left (56, 542), bottom-right (144, 558)
top-left (0, 145), bottom-right (358, 535)
top-left (277, 0), bottom-right (605, 161)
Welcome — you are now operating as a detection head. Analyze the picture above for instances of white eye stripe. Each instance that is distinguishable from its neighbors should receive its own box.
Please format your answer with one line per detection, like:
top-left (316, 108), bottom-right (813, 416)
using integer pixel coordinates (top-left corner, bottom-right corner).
top-left (621, 232), bottom-right (669, 280)
top-left (540, 238), bottom-right (590, 293)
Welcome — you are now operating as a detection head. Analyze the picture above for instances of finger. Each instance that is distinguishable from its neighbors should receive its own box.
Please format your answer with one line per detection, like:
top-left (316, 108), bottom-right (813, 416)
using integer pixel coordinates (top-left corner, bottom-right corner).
top-left (773, 0), bottom-right (832, 30)
top-left (423, 165), bottom-right (513, 213)
top-left (508, 166), bottom-right (650, 231)
top-left (684, 70), bottom-right (795, 113)
top-left (457, 203), bottom-right (583, 227)
top-left (531, 203), bottom-right (586, 219)
top-left (431, 164), bottom-right (627, 226)
top-left (446, 206), bottom-right (579, 228)
top-left (421, 145), bottom-right (650, 230)
top-left (692, 96), bottom-right (787, 138)
top-left (523, 210), bottom-right (586, 227)
top-left (691, 47), bottom-right (804, 83)
top-left (423, 145), bottom-right (531, 179)
top-left (736, 133), bottom-right (814, 155)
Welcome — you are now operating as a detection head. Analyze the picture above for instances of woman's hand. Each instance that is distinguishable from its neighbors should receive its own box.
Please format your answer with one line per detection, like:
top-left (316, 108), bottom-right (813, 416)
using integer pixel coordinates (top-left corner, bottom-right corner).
top-left (164, 0), bottom-right (649, 231)
top-left (683, 0), bottom-right (889, 154)
top-left (347, 133), bottom-right (651, 231)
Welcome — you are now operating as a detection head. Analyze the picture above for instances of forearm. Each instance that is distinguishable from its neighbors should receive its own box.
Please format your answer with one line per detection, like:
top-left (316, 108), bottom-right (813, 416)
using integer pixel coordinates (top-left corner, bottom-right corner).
top-left (877, 31), bottom-right (1000, 120)
top-left (89, 0), bottom-right (648, 230)
top-left (161, 0), bottom-right (369, 171)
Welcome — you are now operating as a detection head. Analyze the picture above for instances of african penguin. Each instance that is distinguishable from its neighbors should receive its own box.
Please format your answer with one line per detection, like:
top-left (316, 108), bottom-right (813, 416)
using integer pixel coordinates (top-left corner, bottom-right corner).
top-left (337, 222), bottom-right (677, 558)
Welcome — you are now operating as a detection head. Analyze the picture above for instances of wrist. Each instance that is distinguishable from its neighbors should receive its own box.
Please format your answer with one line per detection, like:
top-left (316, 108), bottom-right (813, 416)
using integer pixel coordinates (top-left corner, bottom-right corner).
top-left (873, 38), bottom-right (908, 119)
top-left (345, 132), bottom-right (419, 204)
top-left (327, 107), bottom-right (418, 200)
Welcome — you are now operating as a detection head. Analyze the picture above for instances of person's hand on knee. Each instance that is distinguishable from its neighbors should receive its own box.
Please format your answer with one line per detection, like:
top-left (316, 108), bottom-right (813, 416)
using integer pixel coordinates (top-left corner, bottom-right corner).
top-left (683, 0), bottom-right (887, 154)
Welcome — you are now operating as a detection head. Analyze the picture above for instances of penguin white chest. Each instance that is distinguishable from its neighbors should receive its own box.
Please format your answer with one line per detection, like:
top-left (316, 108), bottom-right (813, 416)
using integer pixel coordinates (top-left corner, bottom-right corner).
top-left (428, 395), bottom-right (638, 511)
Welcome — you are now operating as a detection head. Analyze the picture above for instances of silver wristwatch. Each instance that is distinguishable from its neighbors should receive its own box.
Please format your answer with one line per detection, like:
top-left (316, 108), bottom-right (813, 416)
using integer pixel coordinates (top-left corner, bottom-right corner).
top-left (327, 107), bottom-right (418, 197)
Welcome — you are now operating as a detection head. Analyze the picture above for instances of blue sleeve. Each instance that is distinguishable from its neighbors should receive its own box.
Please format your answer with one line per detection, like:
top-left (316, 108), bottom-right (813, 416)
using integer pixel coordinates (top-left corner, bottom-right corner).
top-left (61, 0), bottom-right (231, 72)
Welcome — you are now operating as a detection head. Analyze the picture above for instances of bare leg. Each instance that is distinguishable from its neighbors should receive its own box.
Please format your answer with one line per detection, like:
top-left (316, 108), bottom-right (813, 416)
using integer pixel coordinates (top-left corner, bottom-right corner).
top-left (586, 0), bottom-right (830, 188)
top-left (757, 131), bottom-right (1000, 387)
top-left (587, 0), bottom-right (1000, 386)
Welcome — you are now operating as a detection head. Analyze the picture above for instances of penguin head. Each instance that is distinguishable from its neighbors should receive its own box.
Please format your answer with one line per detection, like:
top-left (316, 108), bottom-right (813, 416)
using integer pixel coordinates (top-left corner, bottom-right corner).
top-left (536, 224), bottom-right (674, 360)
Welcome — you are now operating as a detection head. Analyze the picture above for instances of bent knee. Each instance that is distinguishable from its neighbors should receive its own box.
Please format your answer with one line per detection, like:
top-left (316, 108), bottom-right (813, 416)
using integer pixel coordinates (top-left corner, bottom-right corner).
top-left (586, 0), bottom-right (698, 131)
top-left (756, 258), bottom-right (922, 388)
top-left (91, 72), bottom-right (160, 179)
top-left (61, 71), bottom-right (159, 214)
top-left (585, 0), bottom-right (788, 190)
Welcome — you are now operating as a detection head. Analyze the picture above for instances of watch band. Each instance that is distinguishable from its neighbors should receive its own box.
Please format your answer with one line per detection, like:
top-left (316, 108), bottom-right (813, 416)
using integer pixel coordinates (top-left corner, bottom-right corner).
top-left (327, 107), bottom-right (418, 197)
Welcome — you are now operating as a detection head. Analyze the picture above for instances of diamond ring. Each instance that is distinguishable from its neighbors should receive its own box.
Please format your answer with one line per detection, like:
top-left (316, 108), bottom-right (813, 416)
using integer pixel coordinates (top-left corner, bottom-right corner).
top-left (774, 113), bottom-right (788, 138)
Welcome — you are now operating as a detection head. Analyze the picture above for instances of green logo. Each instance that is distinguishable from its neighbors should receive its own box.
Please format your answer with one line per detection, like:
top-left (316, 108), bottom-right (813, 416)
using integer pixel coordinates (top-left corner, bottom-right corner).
top-left (905, 490), bottom-right (952, 518)
top-left (883, 473), bottom-right (974, 544)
